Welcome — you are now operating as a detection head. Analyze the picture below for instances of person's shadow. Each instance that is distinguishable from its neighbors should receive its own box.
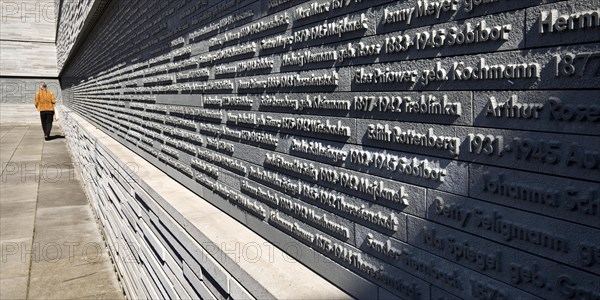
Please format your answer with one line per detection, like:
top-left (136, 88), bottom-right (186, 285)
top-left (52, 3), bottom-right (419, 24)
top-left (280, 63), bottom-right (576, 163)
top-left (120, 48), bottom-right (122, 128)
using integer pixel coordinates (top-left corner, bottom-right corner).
top-left (47, 135), bottom-right (65, 140)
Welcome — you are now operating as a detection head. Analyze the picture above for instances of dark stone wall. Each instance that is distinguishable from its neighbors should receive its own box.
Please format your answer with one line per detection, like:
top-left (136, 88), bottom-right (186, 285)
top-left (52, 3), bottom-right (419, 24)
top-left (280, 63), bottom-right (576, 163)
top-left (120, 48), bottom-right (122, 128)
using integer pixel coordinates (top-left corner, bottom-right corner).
top-left (56, 0), bottom-right (97, 71)
top-left (59, 0), bottom-right (600, 299)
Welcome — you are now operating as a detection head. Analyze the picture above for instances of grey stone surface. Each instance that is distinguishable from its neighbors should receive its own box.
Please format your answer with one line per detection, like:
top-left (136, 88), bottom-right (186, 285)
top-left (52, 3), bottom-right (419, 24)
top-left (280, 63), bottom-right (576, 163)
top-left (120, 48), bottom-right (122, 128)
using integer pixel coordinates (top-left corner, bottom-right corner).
top-left (345, 43), bottom-right (600, 91)
top-left (357, 224), bottom-right (544, 299)
top-left (469, 164), bottom-right (600, 228)
top-left (0, 276), bottom-right (29, 300)
top-left (455, 126), bottom-right (600, 181)
top-left (374, 0), bottom-right (562, 34)
top-left (473, 90), bottom-right (600, 135)
top-left (525, 0), bottom-right (600, 48)
top-left (407, 214), bottom-right (599, 299)
top-left (0, 117), bottom-right (123, 300)
top-left (425, 189), bottom-right (600, 274)
top-left (182, 261), bottom-right (217, 300)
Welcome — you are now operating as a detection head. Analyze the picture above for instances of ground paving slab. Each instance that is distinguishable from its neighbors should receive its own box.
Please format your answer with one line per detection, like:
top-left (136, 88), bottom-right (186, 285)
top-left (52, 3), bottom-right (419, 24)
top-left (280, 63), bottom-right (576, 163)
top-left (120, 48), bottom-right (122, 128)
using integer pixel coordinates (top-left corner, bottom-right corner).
top-left (0, 113), bottom-right (124, 300)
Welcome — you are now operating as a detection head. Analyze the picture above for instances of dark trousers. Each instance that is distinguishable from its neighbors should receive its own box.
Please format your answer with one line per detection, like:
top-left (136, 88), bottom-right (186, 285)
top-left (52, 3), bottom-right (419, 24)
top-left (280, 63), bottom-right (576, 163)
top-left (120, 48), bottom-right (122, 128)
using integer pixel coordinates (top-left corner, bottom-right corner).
top-left (40, 111), bottom-right (54, 137)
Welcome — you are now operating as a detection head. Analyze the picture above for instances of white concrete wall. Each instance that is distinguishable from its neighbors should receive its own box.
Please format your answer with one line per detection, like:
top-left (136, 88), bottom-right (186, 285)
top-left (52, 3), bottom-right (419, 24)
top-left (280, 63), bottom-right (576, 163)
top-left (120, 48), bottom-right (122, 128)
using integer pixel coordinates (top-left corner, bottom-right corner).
top-left (0, 0), bottom-right (58, 77)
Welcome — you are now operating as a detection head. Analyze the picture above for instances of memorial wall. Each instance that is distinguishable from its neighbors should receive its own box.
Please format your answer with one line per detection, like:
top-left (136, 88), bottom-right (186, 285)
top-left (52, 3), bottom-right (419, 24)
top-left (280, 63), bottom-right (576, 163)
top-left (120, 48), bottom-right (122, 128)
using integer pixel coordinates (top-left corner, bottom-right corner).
top-left (58, 0), bottom-right (600, 299)
top-left (56, 0), bottom-right (98, 71)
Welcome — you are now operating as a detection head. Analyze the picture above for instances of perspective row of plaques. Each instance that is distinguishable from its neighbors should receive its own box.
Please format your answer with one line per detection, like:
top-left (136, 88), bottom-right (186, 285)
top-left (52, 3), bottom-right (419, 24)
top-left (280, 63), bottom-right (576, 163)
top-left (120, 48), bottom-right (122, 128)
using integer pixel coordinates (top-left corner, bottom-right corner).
top-left (59, 0), bottom-right (600, 298)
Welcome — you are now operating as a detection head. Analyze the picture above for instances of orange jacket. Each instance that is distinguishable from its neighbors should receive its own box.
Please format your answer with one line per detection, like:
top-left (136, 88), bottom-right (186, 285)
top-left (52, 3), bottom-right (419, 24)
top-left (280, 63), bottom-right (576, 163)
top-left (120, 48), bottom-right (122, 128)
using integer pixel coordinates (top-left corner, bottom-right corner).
top-left (34, 89), bottom-right (56, 111)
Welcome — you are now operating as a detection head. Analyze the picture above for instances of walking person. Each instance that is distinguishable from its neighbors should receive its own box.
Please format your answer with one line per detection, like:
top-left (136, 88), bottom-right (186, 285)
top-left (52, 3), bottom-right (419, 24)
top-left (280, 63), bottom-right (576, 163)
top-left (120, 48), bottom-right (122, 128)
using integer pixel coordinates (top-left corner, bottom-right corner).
top-left (34, 82), bottom-right (57, 140)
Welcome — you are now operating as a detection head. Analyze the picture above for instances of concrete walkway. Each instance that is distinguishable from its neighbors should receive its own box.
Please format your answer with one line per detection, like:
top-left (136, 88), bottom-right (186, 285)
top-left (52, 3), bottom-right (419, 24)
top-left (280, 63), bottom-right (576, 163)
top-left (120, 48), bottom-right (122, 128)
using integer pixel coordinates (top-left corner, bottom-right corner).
top-left (0, 118), bottom-right (124, 299)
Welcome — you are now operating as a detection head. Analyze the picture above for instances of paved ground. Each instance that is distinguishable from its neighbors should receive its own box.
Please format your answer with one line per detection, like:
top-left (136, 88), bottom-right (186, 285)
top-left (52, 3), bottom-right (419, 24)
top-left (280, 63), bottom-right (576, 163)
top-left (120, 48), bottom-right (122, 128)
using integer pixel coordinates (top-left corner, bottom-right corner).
top-left (0, 114), bottom-right (124, 299)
